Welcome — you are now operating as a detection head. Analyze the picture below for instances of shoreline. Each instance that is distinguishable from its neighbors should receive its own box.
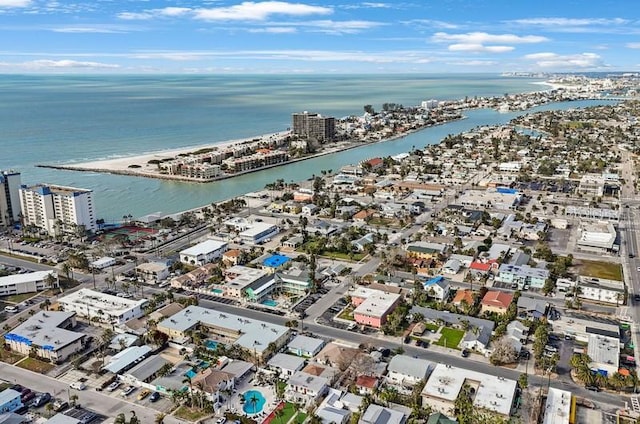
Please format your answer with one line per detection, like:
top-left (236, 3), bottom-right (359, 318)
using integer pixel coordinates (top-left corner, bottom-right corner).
top-left (37, 117), bottom-right (465, 184)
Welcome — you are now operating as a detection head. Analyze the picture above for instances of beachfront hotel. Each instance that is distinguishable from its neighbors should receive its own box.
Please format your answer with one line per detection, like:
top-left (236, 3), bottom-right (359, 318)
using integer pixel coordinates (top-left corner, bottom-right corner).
top-left (0, 170), bottom-right (21, 229)
top-left (292, 111), bottom-right (336, 142)
top-left (18, 183), bottom-right (96, 236)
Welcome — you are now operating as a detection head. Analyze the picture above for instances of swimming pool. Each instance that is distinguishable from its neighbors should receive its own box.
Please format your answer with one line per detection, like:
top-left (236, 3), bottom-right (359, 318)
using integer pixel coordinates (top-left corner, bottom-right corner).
top-left (261, 299), bottom-right (278, 307)
top-left (212, 288), bottom-right (223, 294)
top-left (242, 390), bottom-right (266, 414)
top-left (205, 340), bottom-right (218, 350)
top-left (184, 369), bottom-right (197, 379)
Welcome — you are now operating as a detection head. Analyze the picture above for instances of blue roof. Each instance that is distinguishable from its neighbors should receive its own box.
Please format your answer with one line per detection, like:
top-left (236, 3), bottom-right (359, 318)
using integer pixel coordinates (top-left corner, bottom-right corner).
top-left (423, 276), bottom-right (444, 287)
top-left (263, 254), bottom-right (290, 268)
top-left (496, 187), bottom-right (518, 194)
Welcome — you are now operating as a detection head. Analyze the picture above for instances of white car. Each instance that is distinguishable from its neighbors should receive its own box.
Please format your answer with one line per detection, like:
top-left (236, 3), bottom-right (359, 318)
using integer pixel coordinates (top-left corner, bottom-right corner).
top-left (121, 386), bottom-right (136, 397)
top-left (70, 381), bottom-right (86, 390)
top-left (4, 305), bottom-right (18, 313)
top-left (107, 381), bottom-right (122, 392)
top-left (636, 266), bottom-right (640, 272)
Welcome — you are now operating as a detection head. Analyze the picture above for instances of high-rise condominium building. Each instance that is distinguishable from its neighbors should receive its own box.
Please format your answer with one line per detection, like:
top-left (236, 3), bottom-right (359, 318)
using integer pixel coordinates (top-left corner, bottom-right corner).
top-left (292, 111), bottom-right (336, 142)
top-left (19, 184), bottom-right (96, 236)
top-left (0, 170), bottom-right (21, 229)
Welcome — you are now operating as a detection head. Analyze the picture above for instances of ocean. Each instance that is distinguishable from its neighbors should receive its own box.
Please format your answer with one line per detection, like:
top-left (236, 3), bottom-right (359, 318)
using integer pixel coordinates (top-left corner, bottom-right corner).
top-left (0, 73), bottom-right (563, 220)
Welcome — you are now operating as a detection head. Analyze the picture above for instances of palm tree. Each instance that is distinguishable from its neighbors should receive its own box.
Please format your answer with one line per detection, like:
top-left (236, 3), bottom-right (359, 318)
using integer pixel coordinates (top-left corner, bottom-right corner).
top-left (154, 413), bottom-right (166, 424)
top-left (182, 376), bottom-right (193, 405)
top-left (69, 394), bottom-right (79, 407)
top-left (45, 402), bottom-right (54, 418)
top-left (247, 392), bottom-right (260, 414)
top-left (114, 413), bottom-right (126, 424)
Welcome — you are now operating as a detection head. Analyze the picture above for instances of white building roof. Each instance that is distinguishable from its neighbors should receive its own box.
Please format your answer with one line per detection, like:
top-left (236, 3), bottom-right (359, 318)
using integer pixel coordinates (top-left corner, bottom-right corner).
top-left (239, 222), bottom-right (278, 238)
top-left (360, 404), bottom-right (406, 424)
top-left (587, 334), bottom-right (620, 371)
top-left (288, 371), bottom-right (328, 393)
top-left (422, 364), bottom-right (517, 417)
top-left (288, 335), bottom-right (324, 355)
top-left (5, 311), bottom-right (83, 352)
top-left (577, 221), bottom-right (616, 249)
top-left (542, 388), bottom-right (572, 424)
top-left (91, 257), bottom-right (115, 267)
top-left (387, 354), bottom-right (434, 380)
top-left (180, 239), bottom-right (228, 257)
top-left (59, 288), bottom-right (146, 315)
top-left (0, 270), bottom-right (55, 288)
top-left (103, 345), bottom-right (152, 374)
top-left (354, 291), bottom-right (400, 318)
top-left (159, 305), bottom-right (288, 355)
top-left (267, 353), bottom-right (306, 372)
top-left (46, 414), bottom-right (83, 424)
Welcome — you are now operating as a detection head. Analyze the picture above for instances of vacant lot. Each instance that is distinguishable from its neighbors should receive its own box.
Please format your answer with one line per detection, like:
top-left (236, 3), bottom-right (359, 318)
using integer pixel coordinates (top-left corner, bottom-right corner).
top-left (576, 260), bottom-right (622, 281)
top-left (16, 357), bottom-right (55, 373)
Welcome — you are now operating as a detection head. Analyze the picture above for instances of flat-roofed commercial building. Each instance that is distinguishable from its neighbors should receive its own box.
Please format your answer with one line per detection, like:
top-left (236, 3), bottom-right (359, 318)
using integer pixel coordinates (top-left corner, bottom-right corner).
top-left (587, 334), bottom-right (620, 377)
top-left (0, 170), bottom-right (21, 228)
top-left (421, 364), bottom-right (517, 419)
top-left (239, 222), bottom-right (279, 245)
top-left (0, 270), bottom-right (57, 296)
top-left (577, 276), bottom-right (625, 305)
top-left (353, 291), bottom-right (401, 329)
top-left (179, 239), bottom-right (228, 266)
top-left (457, 188), bottom-right (521, 210)
top-left (4, 311), bottom-right (85, 363)
top-left (222, 265), bottom-right (271, 299)
top-left (19, 183), bottom-right (96, 236)
top-left (576, 221), bottom-right (617, 253)
top-left (542, 388), bottom-right (573, 424)
top-left (157, 305), bottom-right (289, 359)
top-left (58, 288), bottom-right (147, 324)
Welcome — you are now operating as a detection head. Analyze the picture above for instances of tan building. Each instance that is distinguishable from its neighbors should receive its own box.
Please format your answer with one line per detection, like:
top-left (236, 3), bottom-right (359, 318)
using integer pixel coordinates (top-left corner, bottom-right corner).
top-left (480, 290), bottom-right (514, 315)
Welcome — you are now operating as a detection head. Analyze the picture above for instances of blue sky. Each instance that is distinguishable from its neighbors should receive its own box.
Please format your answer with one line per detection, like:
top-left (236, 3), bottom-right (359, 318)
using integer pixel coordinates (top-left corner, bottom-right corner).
top-left (0, 0), bottom-right (639, 73)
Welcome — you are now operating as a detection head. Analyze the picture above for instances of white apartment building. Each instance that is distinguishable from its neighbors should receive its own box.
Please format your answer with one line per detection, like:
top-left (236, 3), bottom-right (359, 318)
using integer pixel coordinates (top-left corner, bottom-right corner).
top-left (0, 170), bottom-right (21, 228)
top-left (179, 239), bottom-right (228, 266)
top-left (576, 221), bottom-right (617, 253)
top-left (58, 288), bottom-right (147, 324)
top-left (577, 276), bottom-right (625, 305)
top-left (19, 183), bottom-right (96, 236)
top-left (4, 311), bottom-right (85, 364)
top-left (0, 271), bottom-right (57, 296)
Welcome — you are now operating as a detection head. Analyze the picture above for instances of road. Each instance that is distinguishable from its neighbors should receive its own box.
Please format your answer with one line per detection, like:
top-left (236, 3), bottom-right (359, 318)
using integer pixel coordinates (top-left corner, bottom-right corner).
top-left (190, 296), bottom-right (625, 409)
top-left (0, 363), bottom-right (185, 424)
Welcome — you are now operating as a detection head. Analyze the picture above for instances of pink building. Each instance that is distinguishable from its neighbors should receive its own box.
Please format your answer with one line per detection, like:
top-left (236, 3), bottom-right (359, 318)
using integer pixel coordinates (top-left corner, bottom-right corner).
top-left (353, 291), bottom-right (401, 329)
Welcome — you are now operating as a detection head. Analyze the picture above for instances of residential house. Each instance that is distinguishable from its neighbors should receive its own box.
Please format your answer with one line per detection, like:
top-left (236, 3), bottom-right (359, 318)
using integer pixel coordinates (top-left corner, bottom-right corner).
top-left (359, 404), bottom-right (407, 424)
top-left (442, 259), bottom-right (461, 275)
top-left (451, 290), bottom-right (475, 309)
top-left (302, 204), bottom-right (319, 216)
top-left (352, 233), bottom-right (375, 252)
top-left (353, 209), bottom-right (376, 223)
top-left (355, 375), bottom-right (380, 396)
top-left (386, 354), bottom-right (434, 390)
top-left (192, 368), bottom-right (235, 402)
top-left (505, 321), bottom-right (529, 353)
top-left (406, 242), bottom-right (447, 260)
top-left (287, 335), bottom-right (325, 358)
top-left (286, 371), bottom-right (329, 407)
top-left (266, 353), bottom-right (306, 377)
top-left (222, 249), bottom-right (243, 266)
top-left (480, 290), bottom-right (514, 315)
top-left (316, 388), bottom-right (351, 424)
top-left (517, 296), bottom-right (547, 320)
top-left (423, 276), bottom-right (450, 302)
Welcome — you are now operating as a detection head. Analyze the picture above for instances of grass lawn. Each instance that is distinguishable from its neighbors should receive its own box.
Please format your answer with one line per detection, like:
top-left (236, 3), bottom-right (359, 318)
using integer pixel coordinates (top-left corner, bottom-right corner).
top-left (435, 327), bottom-right (465, 349)
top-left (174, 406), bottom-right (211, 421)
top-left (424, 322), bottom-right (439, 332)
top-left (0, 349), bottom-right (24, 365)
top-left (577, 260), bottom-right (622, 281)
top-left (278, 403), bottom-right (298, 423)
top-left (322, 251), bottom-right (365, 262)
top-left (337, 306), bottom-right (355, 321)
top-left (16, 357), bottom-right (55, 373)
top-left (1, 292), bottom-right (37, 304)
top-left (294, 412), bottom-right (307, 423)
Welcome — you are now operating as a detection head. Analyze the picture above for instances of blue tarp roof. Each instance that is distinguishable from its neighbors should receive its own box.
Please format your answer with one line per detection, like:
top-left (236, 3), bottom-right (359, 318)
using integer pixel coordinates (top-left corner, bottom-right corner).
top-left (263, 254), bottom-right (291, 268)
top-left (424, 276), bottom-right (444, 286)
top-left (496, 187), bottom-right (518, 194)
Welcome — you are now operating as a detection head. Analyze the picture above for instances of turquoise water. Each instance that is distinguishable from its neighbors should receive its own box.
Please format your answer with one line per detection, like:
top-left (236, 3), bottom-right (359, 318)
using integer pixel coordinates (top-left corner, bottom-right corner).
top-left (184, 369), bottom-right (196, 379)
top-left (0, 74), bottom-right (610, 220)
top-left (212, 289), bottom-right (223, 294)
top-left (261, 299), bottom-right (278, 307)
top-left (205, 340), bottom-right (218, 350)
top-left (242, 390), bottom-right (266, 414)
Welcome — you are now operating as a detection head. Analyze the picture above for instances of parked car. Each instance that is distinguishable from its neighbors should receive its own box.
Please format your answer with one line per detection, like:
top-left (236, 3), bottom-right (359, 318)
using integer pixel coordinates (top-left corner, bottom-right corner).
top-left (121, 386), bottom-right (136, 397)
top-left (216, 418), bottom-right (227, 424)
top-left (137, 389), bottom-right (151, 400)
top-left (70, 382), bottom-right (86, 391)
top-left (53, 400), bottom-right (69, 412)
top-left (4, 305), bottom-right (18, 313)
top-left (21, 392), bottom-right (36, 403)
top-left (32, 392), bottom-right (52, 407)
top-left (107, 381), bottom-right (122, 392)
top-left (149, 392), bottom-right (160, 402)
top-left (544, 345), bottom-right (558, 353)
top-left (461, 349), bottom-right (470, 358)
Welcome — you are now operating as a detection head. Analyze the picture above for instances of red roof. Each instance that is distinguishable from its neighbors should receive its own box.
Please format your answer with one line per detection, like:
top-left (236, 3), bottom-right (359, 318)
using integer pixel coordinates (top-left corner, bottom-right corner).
top-left (356, 375), bottom-right (379, 388)
top-left (481, 290), bottom-right (514, 309)
top-left (365, 157), bottom-right (383, 167)
top-left (470, 261), bottom-right (491, 271)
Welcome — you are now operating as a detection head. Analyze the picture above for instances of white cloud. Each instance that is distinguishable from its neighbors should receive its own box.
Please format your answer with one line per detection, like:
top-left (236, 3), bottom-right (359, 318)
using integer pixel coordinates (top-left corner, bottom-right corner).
top-left (0, 0), bottom-right (31, 7)
top-left (18, 59), bottom-right (120, 69)
top-left (511, 17), bottom-right (628, 27)
top-left (344, 2), bottom-right (393, 8)
top-left (627, 42), bottom-right (640, 49)
top-left (447, 60), bottom-right (497, 67)
top-left (404, 19), bottom-right (459, 30)
top-left (448, 43), bottom-right (513, 53)
top-left (432, 32), bottom-right (548, 44)
top-left (523, 52), bottom-right (603, 68)
top-left (248, 26), bottom-right (297, 33)
top-left (118, 7), bottom-right (192, 20)
top-left (193, 1), bottom-right (331, 21)
top-left (51, 25), bottom-right (133, 33)
top-left (302, 19), bottom-right (383, 34)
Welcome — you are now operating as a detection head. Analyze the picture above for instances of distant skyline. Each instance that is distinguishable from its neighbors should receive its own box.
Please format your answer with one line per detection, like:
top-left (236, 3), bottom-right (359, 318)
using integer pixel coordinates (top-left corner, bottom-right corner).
top-left (1, 0), bottom-right (639, 73)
